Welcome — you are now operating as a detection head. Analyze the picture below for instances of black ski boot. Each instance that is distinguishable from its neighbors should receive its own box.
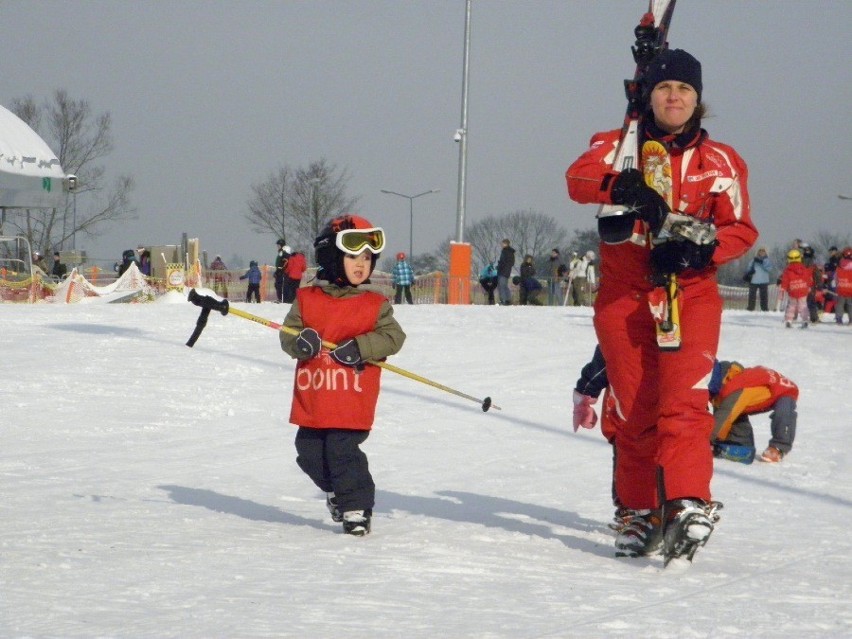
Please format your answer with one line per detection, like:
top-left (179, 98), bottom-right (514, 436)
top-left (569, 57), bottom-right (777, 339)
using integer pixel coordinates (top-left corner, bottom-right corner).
top-left (614, 508), bottom-right (663, 557)
top-left (342, 510), bottom-right (371, 537)
top-left (662, 499), bottom-right (722, 565)
top-left (326, 493), bottom-right (342, 523)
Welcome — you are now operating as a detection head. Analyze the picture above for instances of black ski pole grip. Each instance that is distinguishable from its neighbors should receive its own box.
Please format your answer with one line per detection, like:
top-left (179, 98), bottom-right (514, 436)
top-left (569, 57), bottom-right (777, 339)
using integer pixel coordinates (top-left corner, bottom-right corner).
top-left (188, 288), bottom-right (230, 315)
top-left (186, 289), bottom-right (230, 347)
top-left (186, 307), bottom-right (211, 348)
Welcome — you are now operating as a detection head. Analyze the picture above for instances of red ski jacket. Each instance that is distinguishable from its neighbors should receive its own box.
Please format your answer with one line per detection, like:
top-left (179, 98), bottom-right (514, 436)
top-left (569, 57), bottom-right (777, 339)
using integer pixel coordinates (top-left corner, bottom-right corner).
top-left (285, 252), bottom-right (307, 280)
top-left (780, 263), bottom-right (812, 299)
top-left (712, 366), bottom-right (798, 441)
top-left (289, 287), bottom-right (385, 429)
top-left (566, 127), bottom-right (758, 291)
top-left (835, 258), bottom-right (852, 297)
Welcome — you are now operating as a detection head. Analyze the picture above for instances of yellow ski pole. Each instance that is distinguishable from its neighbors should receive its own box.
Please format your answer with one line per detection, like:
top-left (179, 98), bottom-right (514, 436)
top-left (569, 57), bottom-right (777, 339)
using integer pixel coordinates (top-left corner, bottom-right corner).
top-left (186, 289), bottom-right (500, 412)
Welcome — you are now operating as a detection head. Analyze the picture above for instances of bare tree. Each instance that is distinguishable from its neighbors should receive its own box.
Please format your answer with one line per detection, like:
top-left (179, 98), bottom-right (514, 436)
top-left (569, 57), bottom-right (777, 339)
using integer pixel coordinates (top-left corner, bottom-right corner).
top-left (464, 209), bottom-right (570, 269)
top-left (246, 166), bottom-right (291, 241)
top-left (9, 90), bottom-right (136, 254)
top-left (245, 159), bottom-right (359, 255)
top-left (417, 210), bottom-right (571, 276)
top-left (813, 230), bottom-right (852, 257)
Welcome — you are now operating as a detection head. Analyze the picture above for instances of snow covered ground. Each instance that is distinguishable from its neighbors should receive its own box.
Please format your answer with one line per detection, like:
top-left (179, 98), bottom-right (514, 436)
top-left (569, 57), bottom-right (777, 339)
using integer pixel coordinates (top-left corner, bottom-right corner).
top-left (3, 293), bottom-right (851, 638)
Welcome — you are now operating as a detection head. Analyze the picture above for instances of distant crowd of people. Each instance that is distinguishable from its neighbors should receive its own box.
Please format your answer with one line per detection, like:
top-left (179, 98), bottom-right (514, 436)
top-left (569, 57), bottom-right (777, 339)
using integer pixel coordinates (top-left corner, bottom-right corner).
top-left (206, 239), bottom-right (309, 303)
top-left (478, 239), bottom-right (598, 307)
top-left (745, 239), bottom-right (852, 326)
top-left (29, 250), bottom-right (67, 282)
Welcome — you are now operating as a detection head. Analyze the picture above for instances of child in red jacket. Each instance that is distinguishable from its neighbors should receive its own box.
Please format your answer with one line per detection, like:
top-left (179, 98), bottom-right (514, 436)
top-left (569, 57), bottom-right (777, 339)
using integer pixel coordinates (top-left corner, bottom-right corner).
top-left (710, 361), bottom-right (799, 464)
top-left (780, 248), bottom-right (812, 328)
top-left (279, 216), bottom-right (406, 536)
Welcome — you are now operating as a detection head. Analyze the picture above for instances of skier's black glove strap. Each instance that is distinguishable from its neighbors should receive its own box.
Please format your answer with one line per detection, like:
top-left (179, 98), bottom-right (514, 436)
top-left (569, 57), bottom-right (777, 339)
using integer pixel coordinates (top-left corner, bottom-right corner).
top-left (294, 328), bottom-right (322, 360)
top-left (651, 240), bottom-right (717, 275)
top-left (609, 169), bottom-right (670, 234)
top-left (330, 339), bottom-right (363, 368)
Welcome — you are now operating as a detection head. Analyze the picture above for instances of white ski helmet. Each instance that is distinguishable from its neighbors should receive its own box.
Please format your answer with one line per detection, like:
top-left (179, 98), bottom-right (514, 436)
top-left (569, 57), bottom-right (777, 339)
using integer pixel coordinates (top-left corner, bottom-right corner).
top-left (585, 250), bottom-right (596, 261)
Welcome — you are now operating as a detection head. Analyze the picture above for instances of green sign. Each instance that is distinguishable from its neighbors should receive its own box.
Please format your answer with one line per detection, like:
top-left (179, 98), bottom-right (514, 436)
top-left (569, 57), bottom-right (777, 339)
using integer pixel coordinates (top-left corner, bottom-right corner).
top-left (42, 177), bottom-right (52, 192)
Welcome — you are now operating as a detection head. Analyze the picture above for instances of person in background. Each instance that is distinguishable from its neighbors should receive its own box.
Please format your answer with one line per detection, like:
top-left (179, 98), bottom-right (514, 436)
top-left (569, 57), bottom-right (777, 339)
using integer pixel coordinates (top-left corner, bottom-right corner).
top-left (584, 250), bottom-right (597, 305)
top-left (566, 48), bottom-right (757, 561)
top-left (710, 360), bottom-right (799, 464)
top-left (744, 247), bottom-right (774, 312)
top-left (32, 251), bottom-right (48, 274)
top-left (557, 262), bottom-right (570, 304)
top-left (279, 215), bottom-right (405, 536)
top-left (496, 239), bottom-right (515, 306)
top-left (51, 252), bottom-right (67, 280)
top-left (479, 261), bottom-right (498, 305)
top-left (780, 249), bottom-right (812, 329)
top-left (800, 244), bottom-right (823, 323)
top-left (283, 250), bottom-right (307, 303)
top-left (138, 248), bottom-right (152, 276)
top-left (117, 249), bottom-right (138, 276)
top-left (391, 252), bottom-right (415, 305)
top-left (209, 255), bottom-right (229, 299)
top-left (823, 246), bottom-right (840, 286)
top-left (548, 249), bottom-right (563, 305)
top-left (515, 272), bottom-right (544, 306)
top-left (833, 246), bottom-right (852, 325)
top-left (572, 345), bottom-right (623, 525)
top-left (822, 246), bottom-right (840, 313)
top-left (274, 239), bottom-right (290, 303)
top-left (518, 254), bottom-right (537, 306)
top-left (239, 260), bottom-right (262, 303)
top-left (568, 250), bottom-right (595, 306)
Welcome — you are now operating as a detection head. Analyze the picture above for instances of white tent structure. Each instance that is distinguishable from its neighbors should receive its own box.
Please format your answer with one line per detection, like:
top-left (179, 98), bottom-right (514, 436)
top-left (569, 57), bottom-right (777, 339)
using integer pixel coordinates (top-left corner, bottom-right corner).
top-left (0, 104), bottom-right (73, 300)
top-left (0, 103), bottom-right (70, 210)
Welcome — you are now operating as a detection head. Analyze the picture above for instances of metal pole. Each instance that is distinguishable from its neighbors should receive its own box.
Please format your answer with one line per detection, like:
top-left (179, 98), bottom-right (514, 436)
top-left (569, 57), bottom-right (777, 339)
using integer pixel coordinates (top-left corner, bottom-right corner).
top-left (408, 198), bottom-right (414, 258)
top-left (72, 192), bottom-right (77, 251)
top-left (187, 289), bottom-right (500, 411)
top-left (455, 0), bottom-right (472, 243)
top-left (380, 189), bottom-right (439, 258)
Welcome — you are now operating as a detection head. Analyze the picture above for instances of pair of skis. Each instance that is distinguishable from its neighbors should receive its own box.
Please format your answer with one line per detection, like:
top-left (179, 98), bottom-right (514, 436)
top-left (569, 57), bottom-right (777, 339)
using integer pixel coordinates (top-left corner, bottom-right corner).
top-left (597, 0), bottom-right (687, 351)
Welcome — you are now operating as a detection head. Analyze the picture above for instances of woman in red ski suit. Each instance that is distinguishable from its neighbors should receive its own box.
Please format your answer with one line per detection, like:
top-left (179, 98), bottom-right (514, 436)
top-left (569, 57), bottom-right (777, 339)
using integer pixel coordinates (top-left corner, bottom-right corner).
top-left (566, 49), bottom-right (758, 557)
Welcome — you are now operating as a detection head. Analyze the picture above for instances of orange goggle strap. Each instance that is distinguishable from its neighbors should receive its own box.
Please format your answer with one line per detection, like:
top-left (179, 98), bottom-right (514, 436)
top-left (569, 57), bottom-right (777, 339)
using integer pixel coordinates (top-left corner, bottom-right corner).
top-left (335, 227), bottom-right (385, 255)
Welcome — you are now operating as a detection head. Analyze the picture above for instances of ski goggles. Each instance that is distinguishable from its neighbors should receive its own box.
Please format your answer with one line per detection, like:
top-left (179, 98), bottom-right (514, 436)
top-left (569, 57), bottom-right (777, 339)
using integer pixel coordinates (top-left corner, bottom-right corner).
top-left (336, 227), bottom-right (385, 255)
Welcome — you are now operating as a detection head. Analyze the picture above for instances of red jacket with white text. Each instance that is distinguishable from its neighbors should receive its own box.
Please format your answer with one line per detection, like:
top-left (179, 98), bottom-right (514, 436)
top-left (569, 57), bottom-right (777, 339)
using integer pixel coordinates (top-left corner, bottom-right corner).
top-left (780, 263), bottom-right (813, 299)
top-left (566, 127), bottom-right (758, 291)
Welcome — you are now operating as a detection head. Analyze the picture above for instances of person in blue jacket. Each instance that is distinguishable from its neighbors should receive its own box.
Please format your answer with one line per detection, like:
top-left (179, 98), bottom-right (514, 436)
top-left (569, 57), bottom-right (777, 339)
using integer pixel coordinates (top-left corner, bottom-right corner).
top-left (392, 252), bottom-right (415, 304)
top-left (239, 260), bottom-right (263, 303)
top-left (479, 261), bottom-right (498, 305)
top-left (745, 247), bottom-right (774, 311)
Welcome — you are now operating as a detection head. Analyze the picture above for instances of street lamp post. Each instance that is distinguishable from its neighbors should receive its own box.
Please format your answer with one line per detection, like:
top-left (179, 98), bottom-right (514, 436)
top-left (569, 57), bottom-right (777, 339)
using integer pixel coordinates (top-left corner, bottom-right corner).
top-left (380, 188), bottom-right (439, 259)
top-left (72, 191), bottom-right (77, 251)
top-left (455, 0), bottom-right (472, 243)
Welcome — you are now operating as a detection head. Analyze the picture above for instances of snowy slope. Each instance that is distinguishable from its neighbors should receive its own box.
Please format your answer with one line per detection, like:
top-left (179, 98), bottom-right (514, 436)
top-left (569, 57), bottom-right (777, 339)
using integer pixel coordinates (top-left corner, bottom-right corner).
top-left (2, 297), bottom-right (851, 638)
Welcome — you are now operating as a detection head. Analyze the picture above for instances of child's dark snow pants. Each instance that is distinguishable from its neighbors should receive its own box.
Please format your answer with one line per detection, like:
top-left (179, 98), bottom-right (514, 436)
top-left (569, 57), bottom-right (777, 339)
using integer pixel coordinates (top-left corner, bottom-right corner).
top-left (295, 427), bottom-right (375, 514)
